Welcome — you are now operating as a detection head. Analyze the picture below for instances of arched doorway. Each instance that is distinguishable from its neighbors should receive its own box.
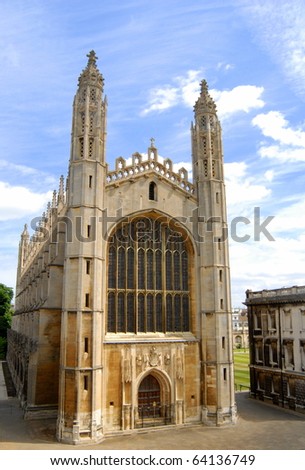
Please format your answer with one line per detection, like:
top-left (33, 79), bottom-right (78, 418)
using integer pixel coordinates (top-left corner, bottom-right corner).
top-left (138, 374), bottom-right (161, 418)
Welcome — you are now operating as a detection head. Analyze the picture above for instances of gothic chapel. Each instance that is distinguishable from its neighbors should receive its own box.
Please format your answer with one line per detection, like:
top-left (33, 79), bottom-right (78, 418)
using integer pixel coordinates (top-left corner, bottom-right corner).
top-left (8, 52), bottom-right (236, 444)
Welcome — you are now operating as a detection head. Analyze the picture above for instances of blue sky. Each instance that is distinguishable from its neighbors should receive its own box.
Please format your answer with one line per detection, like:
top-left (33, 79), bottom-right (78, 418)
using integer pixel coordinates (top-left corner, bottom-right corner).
top-left (1, 0), bottom-right (305, 306)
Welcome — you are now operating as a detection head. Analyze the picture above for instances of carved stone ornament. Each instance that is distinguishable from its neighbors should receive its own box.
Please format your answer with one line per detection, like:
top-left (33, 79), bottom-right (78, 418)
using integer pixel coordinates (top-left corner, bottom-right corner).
top-left (123, 357), bottom-right (131, 383)
top-left (149, 346), bottom-right (159, 367)
top-left (176, 355), bottom-right (183, 380)
top-left (122, 348), bottom-right (132, 383)
top-left (164, 353), bottom-right (171, 365)
top-left (136, 354), bottom-right (143, 367)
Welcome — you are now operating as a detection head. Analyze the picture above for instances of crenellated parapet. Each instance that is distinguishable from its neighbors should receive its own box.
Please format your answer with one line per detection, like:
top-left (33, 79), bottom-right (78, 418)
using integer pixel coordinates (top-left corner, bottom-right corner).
top-left (19, 174), bottom-right (68, 274)
top-left (106, 142), bottom-right (195, 196)
top-left (15, 175), bottom-right (68, 314)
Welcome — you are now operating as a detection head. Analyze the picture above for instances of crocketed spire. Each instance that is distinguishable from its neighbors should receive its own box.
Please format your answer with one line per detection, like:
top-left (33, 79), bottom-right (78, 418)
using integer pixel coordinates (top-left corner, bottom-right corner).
top-left (194, 79), bottom-right (217, 114)
top-left (77, 50), bottom-right (104, 90)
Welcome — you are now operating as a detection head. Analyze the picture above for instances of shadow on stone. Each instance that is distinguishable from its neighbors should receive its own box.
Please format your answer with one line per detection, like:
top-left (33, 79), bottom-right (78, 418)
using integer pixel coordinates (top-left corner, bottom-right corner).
top-left (1, 362), bottom-right (16, 397)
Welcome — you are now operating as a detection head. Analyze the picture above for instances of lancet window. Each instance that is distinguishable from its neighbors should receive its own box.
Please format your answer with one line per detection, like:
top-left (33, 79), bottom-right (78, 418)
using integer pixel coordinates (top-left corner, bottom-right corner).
top-left (107, 217), bottom-right (191, 334)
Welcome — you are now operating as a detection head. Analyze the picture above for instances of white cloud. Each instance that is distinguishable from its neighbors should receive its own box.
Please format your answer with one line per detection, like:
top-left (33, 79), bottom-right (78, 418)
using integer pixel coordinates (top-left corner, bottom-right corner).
top-left (252, 111), bottom-right (305, 162)
top-left (141, 70), bottom-right (201, 115)
top-left (229, 233), bottom-right (305, 306)
top-left (0, 159), bottom-right (41, 176)
top-left (0, 181), bottom-right (52, 221)
top-left (179, 70), bottom-right (203, 107)
top-left (141, 86), bottom-right (179, 115)
top-left (252, 111), bottom-right (305, 147)
top-left (173, 161), bottom-right (193, 181)
top-left (211, 85), bottom-right (265, 119)
top-left (258, 145), bottom-right (305, 163)
top-left (264, 169), bottom-right (274, 182)
top-left (142, 72), bottom-right (265, 120)
top-left (237, 0), bottom-right (305, 98)
top-left (225, 161), bottom-right (271, 209)
top-left (225, 161), bottom-right (248, 184)
top-left (216, 62), bottom-right (234, 72)
top-left (269, 197), bottom-right (305, 235)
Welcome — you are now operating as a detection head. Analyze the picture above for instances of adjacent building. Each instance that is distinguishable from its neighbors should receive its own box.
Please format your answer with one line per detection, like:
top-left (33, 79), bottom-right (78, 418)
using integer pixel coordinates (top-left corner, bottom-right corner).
top-left (7, 51), bottom-right (236, 445)
top-left (232, 308), bottom-right (248, 349)
top-left (245, 286), bottom-right (305, 411)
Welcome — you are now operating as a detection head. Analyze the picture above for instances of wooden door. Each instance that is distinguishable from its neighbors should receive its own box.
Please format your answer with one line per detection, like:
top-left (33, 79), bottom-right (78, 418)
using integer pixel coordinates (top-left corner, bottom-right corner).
top-left (138, 375), bottom-right (161, 417)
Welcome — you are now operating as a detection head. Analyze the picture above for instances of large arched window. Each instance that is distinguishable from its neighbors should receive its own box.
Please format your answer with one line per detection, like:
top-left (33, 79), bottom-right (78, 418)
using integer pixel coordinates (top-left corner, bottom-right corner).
top-left (107, 217), bottom-right (191, 334)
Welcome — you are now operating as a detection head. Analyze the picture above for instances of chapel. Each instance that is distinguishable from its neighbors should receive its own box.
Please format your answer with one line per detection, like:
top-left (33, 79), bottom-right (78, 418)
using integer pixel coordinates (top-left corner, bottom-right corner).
top-left (7, 51), bottom-right (236, 444)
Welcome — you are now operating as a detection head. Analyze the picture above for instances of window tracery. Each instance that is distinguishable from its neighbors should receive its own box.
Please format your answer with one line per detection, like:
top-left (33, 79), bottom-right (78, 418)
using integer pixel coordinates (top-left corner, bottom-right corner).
top-left (107, 217), bottom-right (191, 334)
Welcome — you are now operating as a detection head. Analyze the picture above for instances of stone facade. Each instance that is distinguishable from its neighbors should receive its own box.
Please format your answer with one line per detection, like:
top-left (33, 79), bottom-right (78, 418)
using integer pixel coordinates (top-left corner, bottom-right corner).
top-left (232, 308), bottom-right (249, 349)
top-left (7, 51), bottom-right (236, 445)
top-left (245, 286), bottom-right (305, 411)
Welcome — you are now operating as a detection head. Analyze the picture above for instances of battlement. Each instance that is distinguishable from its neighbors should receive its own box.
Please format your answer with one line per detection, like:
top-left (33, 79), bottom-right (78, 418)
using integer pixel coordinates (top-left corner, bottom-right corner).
top-left (106, 144), bottom-right (195, 196)
top-left (18, 174), bottom-right (67, 275)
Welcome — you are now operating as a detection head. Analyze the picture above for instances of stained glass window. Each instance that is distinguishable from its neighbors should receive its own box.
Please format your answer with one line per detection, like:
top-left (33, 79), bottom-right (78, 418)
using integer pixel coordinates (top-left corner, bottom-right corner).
top-left (147, 249), bottom-right (154, 290)
top-left (107, 292), bottom-right (115, 332)
top-left (127, 248), bottom-right (134, 289)
top-left (117, 293), bottom-right (125, 332)
top-left (166, 294), bottom-right (173, 332)
top-left (174, 295), bottom-right (181, 331)
top-left (138, 293), bottom-right (145, 332)
top-left (174, 251), bottom-right (180, 290)
top-left (118, 247), bottom-right (125, 289)
top-left (107, 217), bottom-right (191, 333)
top-left (108, 247), bottom-right (116, 288)
top-left (127, 293), bottom-right (134, 332)
top-left (156, 294), bottom-right (163, 332)
top-left (147, 294), bottom-right (154, 332)
top-left (138, 248), bottom-right (145, 290)
top-left (166, 251), bottom-right (172, 290)
top-left (155, 250), bottom-right (162, 290)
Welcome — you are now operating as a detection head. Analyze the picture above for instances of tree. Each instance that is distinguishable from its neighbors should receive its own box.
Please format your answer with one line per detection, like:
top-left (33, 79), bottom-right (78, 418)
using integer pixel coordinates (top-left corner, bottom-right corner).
top-left (0, 283), bottom-right (13, 358)
top-left (0, 283), bottom-right (13, 317)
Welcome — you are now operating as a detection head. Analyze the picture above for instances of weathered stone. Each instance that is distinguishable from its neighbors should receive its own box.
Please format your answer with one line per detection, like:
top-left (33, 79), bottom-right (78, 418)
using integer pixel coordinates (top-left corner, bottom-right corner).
top-left (8, 51), bottom-right (237, 445)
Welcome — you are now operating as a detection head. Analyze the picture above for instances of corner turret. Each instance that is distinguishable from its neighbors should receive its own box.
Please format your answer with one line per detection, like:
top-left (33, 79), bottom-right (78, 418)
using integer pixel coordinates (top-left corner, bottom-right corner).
top-left (70, 50), bottom-right (107, 166)
top-left (192, 79), bottom-right (223, 184)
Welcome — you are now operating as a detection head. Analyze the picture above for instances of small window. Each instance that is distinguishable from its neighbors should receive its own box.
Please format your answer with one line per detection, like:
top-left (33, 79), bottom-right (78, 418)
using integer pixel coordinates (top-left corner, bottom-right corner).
top-left (89, 138), bottom-right (94, 158)
top-left (85, 293), bottom-right (90, 308)
top-left (79, 137), bottom-right (84, 159)
top-left (149, 181), bottom-right (157, 201)
top-left (219, 269), bottom-right (223, 282)
top-left (222, 336), bottom-right (225, 349)
top-left (89, 175), bottom-right (93, 188)
top-left (84, 375), bottom-right (89, 391)
top-left (216, 192), bottom-right (219, 203)
top-left (87, 225), bottom-right (91, 238)
top-left (220, 298), bottom-right (223, 310)
top-left (84, 337), bottom-right (89, 353)
top-left (86, 260), bottom-right (91, 275)
top-left (223, 368), bottom-right (227, 381)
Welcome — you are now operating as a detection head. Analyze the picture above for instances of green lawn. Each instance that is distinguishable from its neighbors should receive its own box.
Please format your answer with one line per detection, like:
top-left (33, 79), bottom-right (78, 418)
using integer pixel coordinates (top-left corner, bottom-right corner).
top-left (233, 349), bottom-right (250, 391)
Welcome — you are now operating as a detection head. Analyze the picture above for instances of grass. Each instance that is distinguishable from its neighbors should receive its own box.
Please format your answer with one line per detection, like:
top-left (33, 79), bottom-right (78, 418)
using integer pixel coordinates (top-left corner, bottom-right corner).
top-left (233, 349), bottom-right (250, 391)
